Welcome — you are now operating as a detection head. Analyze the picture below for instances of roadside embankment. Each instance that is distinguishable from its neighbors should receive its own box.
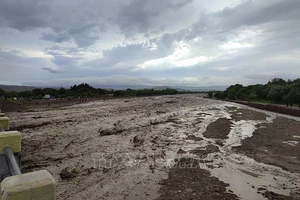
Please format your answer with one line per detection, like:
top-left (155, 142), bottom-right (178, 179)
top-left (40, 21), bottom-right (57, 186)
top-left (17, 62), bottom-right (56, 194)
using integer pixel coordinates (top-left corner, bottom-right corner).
top-left (229, 100), bottom-right (300, 117)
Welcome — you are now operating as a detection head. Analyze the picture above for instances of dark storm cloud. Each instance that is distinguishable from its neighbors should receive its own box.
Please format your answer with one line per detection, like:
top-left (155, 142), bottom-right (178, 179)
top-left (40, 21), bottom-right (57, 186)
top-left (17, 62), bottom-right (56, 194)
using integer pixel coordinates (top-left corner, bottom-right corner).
top-left (0, 0), bottom-right (109, 47)
top-left (41, 67), bottom-right (61, 74)
top-left (114, 0), bottom-right (194, 37)
top-left (0, 0), bottom-right (49, 31)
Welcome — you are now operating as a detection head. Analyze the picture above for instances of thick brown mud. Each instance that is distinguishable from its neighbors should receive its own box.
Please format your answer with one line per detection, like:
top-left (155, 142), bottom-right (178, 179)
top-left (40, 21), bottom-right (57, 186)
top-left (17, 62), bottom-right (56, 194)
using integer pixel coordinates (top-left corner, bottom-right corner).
top-left (5, 94), bottom-right (300, 200)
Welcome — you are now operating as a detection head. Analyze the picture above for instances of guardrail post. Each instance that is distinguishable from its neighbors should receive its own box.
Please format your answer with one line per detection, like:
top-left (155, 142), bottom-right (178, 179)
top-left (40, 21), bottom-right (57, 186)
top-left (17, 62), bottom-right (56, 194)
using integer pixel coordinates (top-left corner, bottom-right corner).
top-left (0, 117), bottom-right (9, 131)
top-left (1, 170), bottom-right (56, 200)
top-left (0, 116), bottom-right (56, 200)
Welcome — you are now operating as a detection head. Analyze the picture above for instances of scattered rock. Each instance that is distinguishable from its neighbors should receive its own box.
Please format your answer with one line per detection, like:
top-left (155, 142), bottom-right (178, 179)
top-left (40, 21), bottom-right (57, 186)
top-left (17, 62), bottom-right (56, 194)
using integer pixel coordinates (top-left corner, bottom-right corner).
top-left (149, 164), bottom-right (155, 173)
top-left (177, 149), bottom-right (186, 154)
top-left (60, 167), bottom-right (77, 179)
top-left (133, 135), bottom-right (144, 147)
top-left (103, 167), bottom-right (110, 173)
top-left (186, 135), bottom-right (203, 141)
top-left (166, 100), bottom-right (177, 104)
top-left (98, 127), bottom-right (124, 136)
top-left (216, 139), bottom-right (224, 146)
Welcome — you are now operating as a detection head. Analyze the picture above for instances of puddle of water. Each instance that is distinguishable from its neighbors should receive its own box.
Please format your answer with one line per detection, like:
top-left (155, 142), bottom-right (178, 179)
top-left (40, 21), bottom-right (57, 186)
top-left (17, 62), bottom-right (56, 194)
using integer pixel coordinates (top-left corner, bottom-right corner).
top-left (209, 153), bottom-right (300, 200)
top-left (223, 120), bottom-right (259, 149)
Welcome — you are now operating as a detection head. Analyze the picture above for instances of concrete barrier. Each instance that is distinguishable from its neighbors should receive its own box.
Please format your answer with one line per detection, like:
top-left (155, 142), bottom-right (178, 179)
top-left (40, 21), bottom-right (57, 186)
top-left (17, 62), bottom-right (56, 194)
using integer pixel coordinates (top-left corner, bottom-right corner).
top-left (0, 113), bottom-right (56, 200)
top-left (0, 131), bottom-right (21, 154)
top-left (0, 117), bottom-right (9, 131)
top-left (1, 170), bottom-right (56, 200)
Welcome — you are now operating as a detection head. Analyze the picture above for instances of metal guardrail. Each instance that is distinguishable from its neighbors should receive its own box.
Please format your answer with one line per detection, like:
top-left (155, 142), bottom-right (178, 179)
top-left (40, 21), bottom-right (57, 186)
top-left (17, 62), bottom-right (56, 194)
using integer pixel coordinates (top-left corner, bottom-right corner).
top-left (3, 146), bottom-right (21, 176)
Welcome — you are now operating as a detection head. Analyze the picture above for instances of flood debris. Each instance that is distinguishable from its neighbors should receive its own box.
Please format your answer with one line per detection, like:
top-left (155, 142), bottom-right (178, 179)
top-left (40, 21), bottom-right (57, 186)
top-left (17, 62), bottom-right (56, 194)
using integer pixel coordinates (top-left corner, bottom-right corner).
top-left (60, 167), bottom-right (78, 179)
top-left (132, 135), bottom-right (144, 147)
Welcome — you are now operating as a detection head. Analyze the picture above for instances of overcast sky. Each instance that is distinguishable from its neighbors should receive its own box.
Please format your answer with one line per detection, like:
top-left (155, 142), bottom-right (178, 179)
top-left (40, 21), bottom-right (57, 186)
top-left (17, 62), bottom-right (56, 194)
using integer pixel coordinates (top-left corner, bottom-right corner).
top-left (0, 0), bottom-right (299, 87)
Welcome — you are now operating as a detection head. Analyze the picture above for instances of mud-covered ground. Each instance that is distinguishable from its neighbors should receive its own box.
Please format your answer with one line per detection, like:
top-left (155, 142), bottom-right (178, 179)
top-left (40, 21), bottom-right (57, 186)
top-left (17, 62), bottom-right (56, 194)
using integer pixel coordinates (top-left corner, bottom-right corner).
top-left (6, 94), bottom-right (300, 200)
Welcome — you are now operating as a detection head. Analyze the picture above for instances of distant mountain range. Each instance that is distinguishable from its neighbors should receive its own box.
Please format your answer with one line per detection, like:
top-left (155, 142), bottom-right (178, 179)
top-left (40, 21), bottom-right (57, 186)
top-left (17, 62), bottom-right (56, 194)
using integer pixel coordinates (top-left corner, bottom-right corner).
top-left (0, 84), bottom-right (227, 92)
top-left (173, 86), bottom-right (227, 92)
top-left (93, 85), bottom-right (227, 91)
top-left (0, 85), bottom-right (36, 92)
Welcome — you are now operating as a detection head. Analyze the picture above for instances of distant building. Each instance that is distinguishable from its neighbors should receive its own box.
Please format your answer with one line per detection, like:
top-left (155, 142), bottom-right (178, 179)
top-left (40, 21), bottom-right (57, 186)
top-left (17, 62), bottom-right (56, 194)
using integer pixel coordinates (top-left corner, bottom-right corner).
top-left (44, 94), bottom-right (56, 100)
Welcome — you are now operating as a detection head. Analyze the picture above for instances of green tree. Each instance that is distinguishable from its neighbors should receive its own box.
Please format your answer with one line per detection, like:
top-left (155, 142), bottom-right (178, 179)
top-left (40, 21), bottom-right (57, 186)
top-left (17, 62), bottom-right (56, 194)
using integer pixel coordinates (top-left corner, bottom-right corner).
top-left (225, 84), bottom-right (243, 100)
top-left (267, 85), bottom-right (288, 103)
top-left (98, 88), bottom-right (107, 95)
top-left (214, 91), bottom-right (226, 99)
top-left (0, 89), bottom-right (5, 97)
top-left (32, 89), bottom-right (44, 97)
top-left (268, 78), bottom-right (287, 85)
top-left (295, 92), bottom-right (300, 108)
top-left (248, 93), bottom-right (258, 100)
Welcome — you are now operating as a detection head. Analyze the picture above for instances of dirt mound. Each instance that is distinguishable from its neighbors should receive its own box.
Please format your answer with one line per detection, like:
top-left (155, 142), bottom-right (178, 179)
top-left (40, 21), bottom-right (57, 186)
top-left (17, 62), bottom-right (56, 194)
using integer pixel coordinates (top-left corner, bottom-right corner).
top-left (0, 99), bottom-right (27, 112)
top-left (234, 117), bottom-right (300, 173)
top-left (157, 158), bottom-right (239, 200)
top-left (203, 118), bottom-right (232, 139)
top-left (230, 108), bottom-right (267, 121)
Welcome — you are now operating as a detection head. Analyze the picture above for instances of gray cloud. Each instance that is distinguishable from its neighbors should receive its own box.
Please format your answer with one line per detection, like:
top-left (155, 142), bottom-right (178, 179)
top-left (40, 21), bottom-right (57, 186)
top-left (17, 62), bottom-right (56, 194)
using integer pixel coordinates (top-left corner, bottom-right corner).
top-left (40, 33), bottom-right (71, 43)
top-left (0, 0), bottom-right (300, 87)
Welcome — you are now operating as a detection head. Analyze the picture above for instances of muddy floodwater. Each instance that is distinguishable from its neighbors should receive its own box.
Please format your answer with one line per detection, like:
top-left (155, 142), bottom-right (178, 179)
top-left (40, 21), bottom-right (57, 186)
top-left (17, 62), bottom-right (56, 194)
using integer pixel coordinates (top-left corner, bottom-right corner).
top-left (7, 94), bottom-right (300, 200)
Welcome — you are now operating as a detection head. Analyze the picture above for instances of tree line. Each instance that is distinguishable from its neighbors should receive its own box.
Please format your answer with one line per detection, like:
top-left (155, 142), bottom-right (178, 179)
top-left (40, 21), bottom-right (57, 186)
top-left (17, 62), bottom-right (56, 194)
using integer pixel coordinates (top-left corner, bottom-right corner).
top-left (0, 83), bottom-right (180, 99)
top-left (212, 78), bottom-right (300, 107)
